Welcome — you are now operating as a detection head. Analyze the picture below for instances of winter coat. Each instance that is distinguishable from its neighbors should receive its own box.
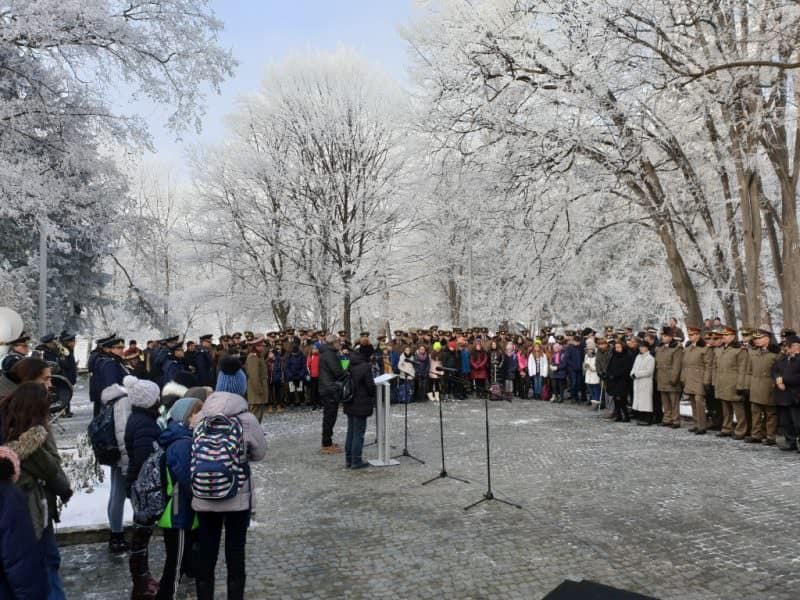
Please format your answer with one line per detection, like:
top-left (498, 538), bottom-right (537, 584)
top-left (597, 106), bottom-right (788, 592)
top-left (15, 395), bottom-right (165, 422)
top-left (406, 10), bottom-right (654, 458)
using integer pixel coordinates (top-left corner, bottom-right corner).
top-left (488, 350), bottom-right (504, 383)
top-left (6, 426), bottom-right (71, 540)
top-left (306, 353), bottom-right (320, 378)
top-left (194, 348), bottom-right (215, 387)
top-left (459, 349), bottom-right (471, 375)
top-left (595, 348), bottom-right (611, 379)
top-left (88, 349), bottom-right (103, 404)
top-left (191, 392), bottom-right (267, 513)
top-left (92, 354), bottom-right (130, 403)
top-left (413, 353), bottom-right (430, 379)
top-left (630, 352), bottom-right (655, 413)
top-left (284, 352), bottom-right (307, 382)
top-left (606, 350), bottom-right (634, 398)
top-left (60, 350), bottom-right (78, 385)
top-left (501, 354), bottom-right (517, 380)
top-left (269, 352), bottom-right (285, 384)
top-left (429, 357), bottom-right (443, 379)
top-left (655, 342), bottom-right (683, 393)
top-left (0, 481), bottom-right (47, 599)
top-left (318, 345), bottom-right (344, 395)
top-left (157, 422), bottom-right (196, 530)
top-left (681, 344), bottom-right (712, 396)
top-left (343, 353), bottom-right (376, 418)
top-left (100, 387), bottom-right (132, 469)
top-left (583, 355), bottom-right (599, 385)
top-left (245, 352), bottom-right (268, 406)
top-left (527, 354), bottom-right (549, 379)
top-left (124, 407), bottom-right (162, 490)
top-left (747, 348), bottom-right (780, 406)
top-left (713, 345), bottom-right (747, 401)
top-left (469, 351), bottom-right (488, 380)
top-left (549, 350), bottom-right (566, 380)
top-left (772, 355), bottom-right (800, 407)
top-left (397, 353), bottom-right (416, 381)
top-left (562, 344), bottom-right (583, 372)
top-left (442, 349), bottom-right (459, 371)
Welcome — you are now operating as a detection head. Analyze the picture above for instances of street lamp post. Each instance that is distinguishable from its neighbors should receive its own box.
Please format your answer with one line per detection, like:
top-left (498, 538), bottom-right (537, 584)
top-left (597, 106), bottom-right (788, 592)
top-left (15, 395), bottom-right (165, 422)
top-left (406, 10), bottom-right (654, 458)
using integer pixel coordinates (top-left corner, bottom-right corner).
top-left (38, 218), bottom-right (48, 337)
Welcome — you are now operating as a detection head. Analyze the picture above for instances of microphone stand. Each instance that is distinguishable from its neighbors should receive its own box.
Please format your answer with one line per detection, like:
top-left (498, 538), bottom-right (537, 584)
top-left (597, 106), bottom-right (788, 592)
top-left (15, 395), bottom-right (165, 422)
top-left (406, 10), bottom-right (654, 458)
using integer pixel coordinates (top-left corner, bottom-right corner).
top-left (392, 398), bottom-right (424, 464)
top-left (422, 375), bottom-right (469, 486)
top-left (464, 388), bottom-right (521, 510)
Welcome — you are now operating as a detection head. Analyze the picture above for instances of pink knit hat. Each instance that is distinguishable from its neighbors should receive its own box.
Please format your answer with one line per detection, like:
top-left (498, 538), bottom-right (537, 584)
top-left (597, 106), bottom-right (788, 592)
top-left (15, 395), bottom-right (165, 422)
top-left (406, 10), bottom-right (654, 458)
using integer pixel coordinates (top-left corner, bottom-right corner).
top-left (0, 446), bottom-right (20, 483)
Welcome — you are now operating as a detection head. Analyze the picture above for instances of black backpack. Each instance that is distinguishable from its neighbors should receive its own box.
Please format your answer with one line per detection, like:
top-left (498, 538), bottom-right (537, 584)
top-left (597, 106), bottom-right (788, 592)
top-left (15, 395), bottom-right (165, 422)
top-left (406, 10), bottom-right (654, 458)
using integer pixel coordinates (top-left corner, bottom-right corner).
top-left (88, 398), bottom-right (121, 466)
top-left (336, 372), bottom-right (354, 404)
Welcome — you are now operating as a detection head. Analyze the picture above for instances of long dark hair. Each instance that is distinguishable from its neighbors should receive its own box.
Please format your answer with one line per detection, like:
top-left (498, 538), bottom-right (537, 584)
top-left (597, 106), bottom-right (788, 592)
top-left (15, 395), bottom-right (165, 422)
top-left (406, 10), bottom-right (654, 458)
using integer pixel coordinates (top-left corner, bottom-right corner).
top-left (0, 382), bottom-right (50, 442)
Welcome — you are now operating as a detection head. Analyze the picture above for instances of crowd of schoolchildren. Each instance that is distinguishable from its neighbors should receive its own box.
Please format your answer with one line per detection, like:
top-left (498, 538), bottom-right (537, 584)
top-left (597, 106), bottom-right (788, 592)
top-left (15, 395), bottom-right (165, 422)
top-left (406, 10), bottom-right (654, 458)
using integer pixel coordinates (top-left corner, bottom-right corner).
top-left (0, 332), bottom-right (267, 600)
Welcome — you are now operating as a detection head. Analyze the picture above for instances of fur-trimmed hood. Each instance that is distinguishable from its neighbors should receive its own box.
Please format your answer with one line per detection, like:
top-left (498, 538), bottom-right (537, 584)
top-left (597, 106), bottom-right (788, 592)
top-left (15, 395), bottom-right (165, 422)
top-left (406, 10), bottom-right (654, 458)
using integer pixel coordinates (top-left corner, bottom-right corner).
top-left (6, 426), bottom-right (48, 461)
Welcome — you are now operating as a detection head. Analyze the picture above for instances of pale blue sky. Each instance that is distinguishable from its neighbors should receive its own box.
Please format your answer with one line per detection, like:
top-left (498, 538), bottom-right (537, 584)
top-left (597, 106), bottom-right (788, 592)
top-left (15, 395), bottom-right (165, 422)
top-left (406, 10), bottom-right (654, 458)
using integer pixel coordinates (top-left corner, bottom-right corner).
top-left (136, 0), bottom-right (416, 176)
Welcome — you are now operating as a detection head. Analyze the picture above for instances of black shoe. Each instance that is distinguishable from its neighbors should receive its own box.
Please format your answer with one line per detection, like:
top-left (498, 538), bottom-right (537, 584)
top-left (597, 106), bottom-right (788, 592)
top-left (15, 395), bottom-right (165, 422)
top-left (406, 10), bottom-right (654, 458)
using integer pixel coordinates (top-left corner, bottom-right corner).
top-left (227, 578), bottom-right (246, 600)
top-left (196, 579), bottom-right (215, 600)
top-left (62, 411), bottom-right (74, 418)
top-left (694, 429), bottom-right (706, 435)
top-left (351, 462), bottom-right (370, 469)
top-left (108, 533), bottom-right (129, 554)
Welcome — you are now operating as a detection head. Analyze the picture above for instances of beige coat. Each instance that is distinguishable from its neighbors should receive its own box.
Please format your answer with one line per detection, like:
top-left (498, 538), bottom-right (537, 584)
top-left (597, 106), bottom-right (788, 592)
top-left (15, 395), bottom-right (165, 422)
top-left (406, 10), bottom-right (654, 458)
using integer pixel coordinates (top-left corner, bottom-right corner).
top-left (680, 344), bottom-right (712, 396)
top-left (712, 345), bottom-right (747, 401)
top-left (747, 349), bottom-right (779, 406)
top-left (655, 343), bottom-right (683, 392)
top-left (245, 351), bottom-right (268, 406)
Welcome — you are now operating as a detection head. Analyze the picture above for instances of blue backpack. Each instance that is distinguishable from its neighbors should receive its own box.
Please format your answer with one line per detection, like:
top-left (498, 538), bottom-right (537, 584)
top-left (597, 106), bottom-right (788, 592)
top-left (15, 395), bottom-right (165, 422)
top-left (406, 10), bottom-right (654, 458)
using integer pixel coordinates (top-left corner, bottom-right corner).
top-left (190, 415), bottom-right (247, 500)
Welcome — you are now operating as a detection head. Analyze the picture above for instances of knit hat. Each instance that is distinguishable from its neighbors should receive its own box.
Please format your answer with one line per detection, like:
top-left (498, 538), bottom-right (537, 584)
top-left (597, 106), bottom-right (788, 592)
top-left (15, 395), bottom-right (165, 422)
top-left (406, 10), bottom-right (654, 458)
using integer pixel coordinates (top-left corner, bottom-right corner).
top-left (219, 355), bottom-right (242, 375)
top-left (215, 368), bottom-right (247, 396)
top-left (124, 375), bottom-right (160, 409)
top-left (0, 446), bottom-right (20, 483)
top-left (168, 397), bottom-right (202, 424)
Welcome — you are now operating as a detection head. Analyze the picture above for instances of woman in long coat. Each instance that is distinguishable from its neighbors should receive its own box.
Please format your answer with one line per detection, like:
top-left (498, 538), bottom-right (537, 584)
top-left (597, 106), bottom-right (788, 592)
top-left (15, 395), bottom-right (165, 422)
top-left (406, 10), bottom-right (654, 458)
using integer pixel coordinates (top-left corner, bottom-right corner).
top-left (245, 338), bottom-right (268, 422)
top-left (606, 340), bottom-right (634, 421)
top-left (630, 341), bottom-right (656, 425)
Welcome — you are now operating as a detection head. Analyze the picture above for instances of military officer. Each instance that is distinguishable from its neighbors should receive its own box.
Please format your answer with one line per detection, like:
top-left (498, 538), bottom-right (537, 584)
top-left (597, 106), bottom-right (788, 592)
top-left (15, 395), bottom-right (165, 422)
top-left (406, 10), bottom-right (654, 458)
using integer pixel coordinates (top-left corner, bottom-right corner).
top-left (745, 329), bottom-right (780, 445)
top-left (680, 326), bottom-right (713, 434)
top-left (655, 327), bottom-right (683, 428)
top-left (1, 332), bottom-right (30, 374)
top-left (712, 326), bottom-right (748, 439)
top-left (772, 335), bottom-right (800, 451)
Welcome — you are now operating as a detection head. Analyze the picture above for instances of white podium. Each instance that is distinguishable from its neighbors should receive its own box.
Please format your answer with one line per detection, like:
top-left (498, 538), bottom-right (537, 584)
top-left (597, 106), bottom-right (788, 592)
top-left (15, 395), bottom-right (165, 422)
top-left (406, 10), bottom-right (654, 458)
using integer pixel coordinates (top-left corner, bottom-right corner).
top-left (369, 374), bottom-right (399, 467)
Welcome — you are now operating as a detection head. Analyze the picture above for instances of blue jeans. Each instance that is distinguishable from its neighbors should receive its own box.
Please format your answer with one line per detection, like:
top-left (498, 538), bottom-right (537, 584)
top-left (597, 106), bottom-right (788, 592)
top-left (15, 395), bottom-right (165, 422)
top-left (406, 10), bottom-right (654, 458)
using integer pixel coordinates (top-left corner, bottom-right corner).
top-left (588, 383), bottom-right (601, 401)
top-left (567, 370), bottom-right (581, 400)
top-left (345, 414), bottom-right (368, 466)
top-left (108, 465), bottom-right (127, 533)
top-left (42, 525), bottom-right (65, 600)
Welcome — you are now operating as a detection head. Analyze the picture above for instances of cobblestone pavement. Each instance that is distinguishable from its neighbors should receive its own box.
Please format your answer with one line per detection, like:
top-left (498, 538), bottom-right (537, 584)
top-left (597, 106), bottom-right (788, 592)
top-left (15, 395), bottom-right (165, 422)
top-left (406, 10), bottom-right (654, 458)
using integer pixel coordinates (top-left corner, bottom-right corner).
top-left (61, 397), bottom-right (800, 599)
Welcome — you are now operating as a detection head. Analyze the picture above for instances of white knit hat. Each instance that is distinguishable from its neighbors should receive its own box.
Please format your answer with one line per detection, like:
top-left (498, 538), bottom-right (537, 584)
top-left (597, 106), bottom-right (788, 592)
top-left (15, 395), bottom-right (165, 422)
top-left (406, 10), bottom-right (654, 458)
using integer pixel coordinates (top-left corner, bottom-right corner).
top-left (124, 375), bottom-right (160, 409)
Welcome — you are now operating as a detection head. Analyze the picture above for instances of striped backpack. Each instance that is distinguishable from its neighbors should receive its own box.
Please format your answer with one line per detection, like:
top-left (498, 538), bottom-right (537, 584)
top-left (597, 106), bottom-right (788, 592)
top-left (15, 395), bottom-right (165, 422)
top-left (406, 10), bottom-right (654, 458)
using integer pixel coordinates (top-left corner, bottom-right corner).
top-left (190, 415), bottom-right (247, 500)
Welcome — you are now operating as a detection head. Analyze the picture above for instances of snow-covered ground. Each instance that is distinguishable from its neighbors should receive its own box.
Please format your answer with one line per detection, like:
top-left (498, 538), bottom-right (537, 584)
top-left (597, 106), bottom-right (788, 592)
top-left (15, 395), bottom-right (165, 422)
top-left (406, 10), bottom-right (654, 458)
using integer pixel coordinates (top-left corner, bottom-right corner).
top-left (59, 466), bottom-right (132, 529)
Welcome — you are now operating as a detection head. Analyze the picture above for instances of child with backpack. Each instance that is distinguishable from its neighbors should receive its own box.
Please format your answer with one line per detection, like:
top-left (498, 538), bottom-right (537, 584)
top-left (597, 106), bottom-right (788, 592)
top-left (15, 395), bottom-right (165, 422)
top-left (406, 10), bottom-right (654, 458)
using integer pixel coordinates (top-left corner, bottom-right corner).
top-left (156, 397), bottom-right (203, 600)
top-left (190, 391), bottom-right (267, 600)
top-left (123, 376), bottom-right (162, 600)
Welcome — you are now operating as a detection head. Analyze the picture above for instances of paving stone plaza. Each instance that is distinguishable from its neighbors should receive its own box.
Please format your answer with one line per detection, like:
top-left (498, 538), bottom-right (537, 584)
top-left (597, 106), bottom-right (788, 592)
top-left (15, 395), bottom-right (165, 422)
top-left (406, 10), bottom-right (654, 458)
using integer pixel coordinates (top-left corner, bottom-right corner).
top-left (61, 398), bottom-right (800, 599)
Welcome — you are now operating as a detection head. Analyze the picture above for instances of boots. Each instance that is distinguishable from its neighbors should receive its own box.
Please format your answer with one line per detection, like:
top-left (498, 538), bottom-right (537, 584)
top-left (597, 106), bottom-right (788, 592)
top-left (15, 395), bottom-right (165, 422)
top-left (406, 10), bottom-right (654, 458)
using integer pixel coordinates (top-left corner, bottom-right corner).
top-left (427, 392), bottom-right (435, 402)
top-left (129, 526), bottom-right (158, 599)
top-left (227, 578), bottom-right (246, 600)
top-left (434, 391), bottom-right (440, 403)
top-left (109, 532), bottom-right (130, 554)
top-left (196, 578), bottom-right (215, 600)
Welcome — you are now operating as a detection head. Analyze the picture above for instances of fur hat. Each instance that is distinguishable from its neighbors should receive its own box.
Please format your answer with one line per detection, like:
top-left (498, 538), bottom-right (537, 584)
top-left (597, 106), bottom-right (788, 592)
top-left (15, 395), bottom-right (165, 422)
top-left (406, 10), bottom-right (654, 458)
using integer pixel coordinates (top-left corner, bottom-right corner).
top-left (124, 375), bottom-right (160, 409)
top-left (162, 381), bottom-right (189, 400)
top-left (0, 446), bottom-right (20, 483)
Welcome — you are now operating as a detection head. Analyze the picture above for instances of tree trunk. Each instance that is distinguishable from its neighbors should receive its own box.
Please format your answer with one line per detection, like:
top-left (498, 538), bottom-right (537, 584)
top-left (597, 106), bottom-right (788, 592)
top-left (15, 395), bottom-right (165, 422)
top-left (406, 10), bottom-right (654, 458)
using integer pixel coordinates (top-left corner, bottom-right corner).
top-left (342, 290), bottom-right (352, 341)
top-left (271, 299), bottom-right (290, 331)
top-left (656, 222), bottom-right (703, 326)
top-left (446, 276), bottom-right (461, 326)
top-left (779, 178), bottom-right (800, 326)
top-left (738, 170), bottom-right (763, 326)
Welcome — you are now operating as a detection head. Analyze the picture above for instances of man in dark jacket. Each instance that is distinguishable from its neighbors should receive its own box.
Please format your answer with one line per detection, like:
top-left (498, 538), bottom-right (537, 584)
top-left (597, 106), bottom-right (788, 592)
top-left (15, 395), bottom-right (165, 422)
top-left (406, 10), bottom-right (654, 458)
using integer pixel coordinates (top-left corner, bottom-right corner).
top-left (563, 336), bottom-right (583, 403)
top-left (59, 331), bottom-right (78, 386)
top-left (195, 335), bottom-right (215, 387)
top-left (319, 335), bottom-right (345, 453)
top-left (773, 335), bottom-right (800, 450)
top-left (344, 350), bottom-right (376, 468)
top-left (90, 335), bottom-right (130, 417)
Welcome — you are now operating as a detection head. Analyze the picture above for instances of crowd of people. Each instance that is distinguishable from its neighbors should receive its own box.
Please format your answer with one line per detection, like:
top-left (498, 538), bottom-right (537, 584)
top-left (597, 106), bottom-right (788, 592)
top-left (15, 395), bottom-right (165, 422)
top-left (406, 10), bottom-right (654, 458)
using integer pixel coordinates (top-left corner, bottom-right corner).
top-left (0, 317), bottom-right (798, 599)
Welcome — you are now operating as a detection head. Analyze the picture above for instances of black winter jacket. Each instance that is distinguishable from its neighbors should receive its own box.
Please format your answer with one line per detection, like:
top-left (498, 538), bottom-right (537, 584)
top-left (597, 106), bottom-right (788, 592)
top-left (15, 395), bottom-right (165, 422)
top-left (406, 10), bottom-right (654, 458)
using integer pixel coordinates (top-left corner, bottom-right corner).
top-left (343, 353), bottom-right (376, 418)
top-left (124, 407), bottom-right (161, 490)
top-left (318, 344), bottom-right (344, 396)
top-left (606, 350), bottom-right (634, 398)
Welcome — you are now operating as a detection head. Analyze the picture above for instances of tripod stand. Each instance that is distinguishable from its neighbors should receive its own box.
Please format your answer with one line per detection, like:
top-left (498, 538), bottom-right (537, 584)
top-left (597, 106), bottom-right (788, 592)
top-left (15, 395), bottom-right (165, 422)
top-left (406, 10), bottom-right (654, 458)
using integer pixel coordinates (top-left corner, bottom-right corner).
top-left (392, 400), bottom-right (424, 464)
top-left (464, 392), bottom-right (521, 510)
top-left (422, 385), bottom-right (469, 486)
